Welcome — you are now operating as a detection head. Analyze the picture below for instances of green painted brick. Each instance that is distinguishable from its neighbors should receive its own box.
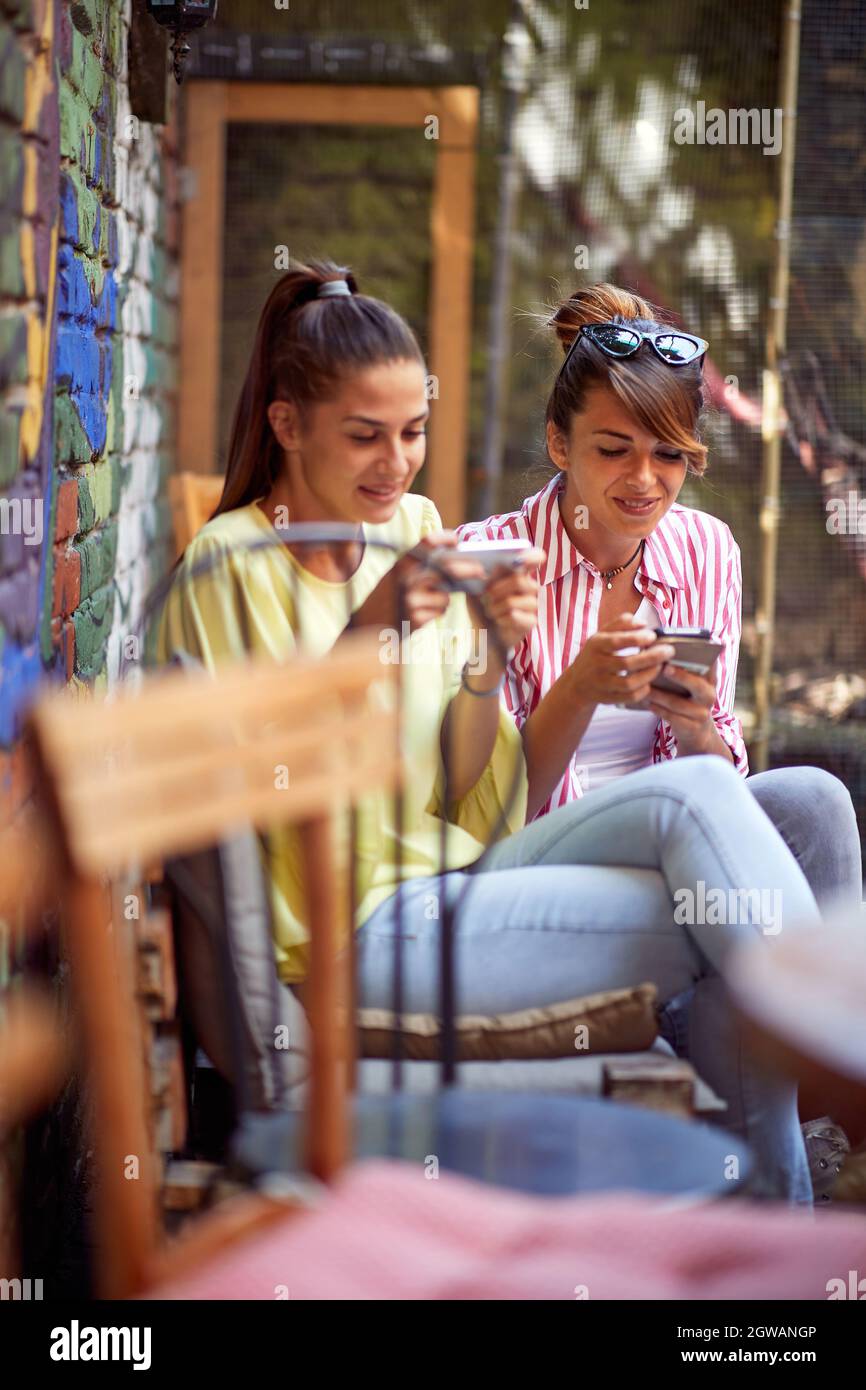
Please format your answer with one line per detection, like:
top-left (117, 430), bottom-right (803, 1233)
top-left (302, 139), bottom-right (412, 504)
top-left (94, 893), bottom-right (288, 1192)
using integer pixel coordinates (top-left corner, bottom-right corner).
top-left (110, 452), bottom-right (123, 513)
top-left (0, 217), bottom-right (25, 298)
top-left (74, 182), bottom-right (99, 253)
top-left (69, 0), bottom-right (106, 40)
top-left (0, 30), bottom-right (26, 126)
top-left (0, 409), bottom-right (22, 488)
top-left (98, 200), bottom-right (113, 262)
top-left (6, 0), bottom-right (35, 34)
top-left (90, 456), bottom-right (114, 523)
top-left (104, 3), bottom-right (123, 70)
top-left (79, 116), bottom-right (97, 184)
top-left (59, 82), bottom-right (87, 163)
top-left (64, 26), bottom-right (84, 91)
top-left (55, 390), bottom-right (94, 467)
top-left (72, 583), bottom-right (116, 678)
top-left (76, 469), bottom-right (95, 533)
top-left (0, 312), bottom-right (28, 389)
top-left (0, 132), bottom-right (24, 211)
top-left (75, 520), bottom-right (118, 601)
top-left (81, 42), bottom-right (103, 110)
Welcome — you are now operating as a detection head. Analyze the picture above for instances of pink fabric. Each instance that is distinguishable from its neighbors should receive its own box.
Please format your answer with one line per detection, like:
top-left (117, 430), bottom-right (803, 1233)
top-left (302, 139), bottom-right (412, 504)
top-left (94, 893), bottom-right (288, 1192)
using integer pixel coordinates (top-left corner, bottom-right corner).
top-left (149, 1160), bottom-right (866, 1301)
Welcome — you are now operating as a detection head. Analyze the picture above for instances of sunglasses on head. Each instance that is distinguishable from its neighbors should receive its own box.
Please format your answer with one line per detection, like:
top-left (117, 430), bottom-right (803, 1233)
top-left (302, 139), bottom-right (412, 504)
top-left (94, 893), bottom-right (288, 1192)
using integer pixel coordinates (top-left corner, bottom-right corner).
top-left (560, 321), bottom-right (709, 375)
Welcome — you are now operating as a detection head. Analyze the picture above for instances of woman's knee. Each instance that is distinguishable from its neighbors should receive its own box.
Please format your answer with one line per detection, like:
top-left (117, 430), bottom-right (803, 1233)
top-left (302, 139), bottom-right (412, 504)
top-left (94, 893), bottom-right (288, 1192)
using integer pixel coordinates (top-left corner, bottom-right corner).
top-left (751, 764), bottom-right (857, 832)
top-left (660, 752), bottom-right (746, 802)
top-left (785, 765), bottom-right (856, 822)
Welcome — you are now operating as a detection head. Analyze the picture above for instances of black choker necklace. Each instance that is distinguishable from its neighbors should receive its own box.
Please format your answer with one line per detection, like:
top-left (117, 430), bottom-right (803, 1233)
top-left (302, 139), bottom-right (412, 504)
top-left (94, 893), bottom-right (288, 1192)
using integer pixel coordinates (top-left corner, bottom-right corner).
top-left (600, 539), bottom-right (645, 590)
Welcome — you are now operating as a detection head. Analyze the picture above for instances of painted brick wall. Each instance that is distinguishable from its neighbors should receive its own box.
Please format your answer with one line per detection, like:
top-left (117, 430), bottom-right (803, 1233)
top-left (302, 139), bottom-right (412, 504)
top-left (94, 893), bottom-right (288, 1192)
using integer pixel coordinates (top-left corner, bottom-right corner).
top-left (0, 0), bottom-right (179, 835)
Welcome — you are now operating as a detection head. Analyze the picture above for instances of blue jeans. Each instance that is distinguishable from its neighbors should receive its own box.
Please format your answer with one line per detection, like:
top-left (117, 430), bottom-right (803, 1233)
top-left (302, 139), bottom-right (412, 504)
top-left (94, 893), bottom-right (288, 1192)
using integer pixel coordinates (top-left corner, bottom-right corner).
top-left (656, 763), bottom-right (862, 1157)
top-left (357, 756), bottom-right (827, 1203)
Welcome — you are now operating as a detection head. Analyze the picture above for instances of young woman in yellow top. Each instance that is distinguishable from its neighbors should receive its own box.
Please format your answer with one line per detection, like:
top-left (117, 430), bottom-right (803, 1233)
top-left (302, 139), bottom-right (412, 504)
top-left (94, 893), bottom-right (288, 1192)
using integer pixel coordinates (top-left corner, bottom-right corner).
top-left (159, 260), bottom-right (824, 1203)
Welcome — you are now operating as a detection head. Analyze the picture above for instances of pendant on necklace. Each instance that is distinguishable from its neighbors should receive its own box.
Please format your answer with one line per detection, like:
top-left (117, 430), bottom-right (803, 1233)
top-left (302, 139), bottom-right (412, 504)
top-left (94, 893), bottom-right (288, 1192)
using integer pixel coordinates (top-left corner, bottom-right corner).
top-left (606, 579), bottom-right (613, 590)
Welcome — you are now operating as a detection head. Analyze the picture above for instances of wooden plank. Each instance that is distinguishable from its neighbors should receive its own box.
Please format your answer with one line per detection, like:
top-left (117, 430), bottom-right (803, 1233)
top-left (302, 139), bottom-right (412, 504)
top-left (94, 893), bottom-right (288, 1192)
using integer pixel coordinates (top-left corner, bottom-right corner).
top-left (48, 717), bottom-right (400, 875)
top-left (428, 139), bottom-right (478, 526)
top-left (57, 696), bottom-right (390, 794)
top-left (75, 756), bottom-right (400, 876)
top-left (178, 80), bottom-right (478, 518)
top-left (29, 640), bottom-right (401, 873)
top-left (225, 83), bottom-right (479, 146)
top-left (137, 909), bottom-right (178, 1021)
top-left (35, 632), bottom-right (391, 745)
top-left (168, 473), bottom-right (225, 557)
top-left (150, 1025), bottom-right (188, 1154)
top-left (64, 876), bottom-right (160, 1298)
top-left (300, 815), bottom-right (350, 1183)
top-left (162, 1160), bottom-right (222, 1213)
top-left (178, 83), bottom-right (227, 476)
top-left (602, 1058), bottom-right (696, 1119)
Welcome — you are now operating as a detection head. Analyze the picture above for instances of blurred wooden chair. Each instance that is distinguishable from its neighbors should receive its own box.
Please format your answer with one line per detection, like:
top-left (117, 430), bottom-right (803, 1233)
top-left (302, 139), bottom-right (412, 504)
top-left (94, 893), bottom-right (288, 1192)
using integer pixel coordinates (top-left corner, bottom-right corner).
top-left (23, 631), bottom-right (400, 1297)
top-left (168, 473), bottom-right (224, 558)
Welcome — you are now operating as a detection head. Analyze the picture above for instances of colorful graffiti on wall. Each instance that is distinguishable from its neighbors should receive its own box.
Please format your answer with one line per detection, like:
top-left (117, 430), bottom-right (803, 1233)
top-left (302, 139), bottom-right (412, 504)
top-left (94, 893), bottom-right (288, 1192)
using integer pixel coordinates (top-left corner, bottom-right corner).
top-left (0, 0), bottom-right (178, 810)
top-left (0, 0), bottom-right (59, 754)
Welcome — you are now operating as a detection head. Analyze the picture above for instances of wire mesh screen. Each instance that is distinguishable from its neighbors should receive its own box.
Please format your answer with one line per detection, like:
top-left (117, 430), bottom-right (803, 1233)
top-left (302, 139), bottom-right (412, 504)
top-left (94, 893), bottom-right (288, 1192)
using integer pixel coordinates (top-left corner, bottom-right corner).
top-left (220, 122), bottom-right (435, 465)
top-left (508, 0), bottom-right (866, 848)
top-left (191, 0), bottom-right (866, 853)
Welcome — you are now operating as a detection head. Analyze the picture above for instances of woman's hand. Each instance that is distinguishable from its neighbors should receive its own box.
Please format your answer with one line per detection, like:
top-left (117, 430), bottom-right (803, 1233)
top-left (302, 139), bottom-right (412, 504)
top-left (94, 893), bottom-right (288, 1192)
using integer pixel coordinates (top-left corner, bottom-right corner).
top-left (567, 612), bottom-right (676, 708)
top-left (644, 659), bottom-right (726, 757)
top-left (351, 531), bottom-right (484, 634)
top-left (467, 550), bottom-right (545, 659)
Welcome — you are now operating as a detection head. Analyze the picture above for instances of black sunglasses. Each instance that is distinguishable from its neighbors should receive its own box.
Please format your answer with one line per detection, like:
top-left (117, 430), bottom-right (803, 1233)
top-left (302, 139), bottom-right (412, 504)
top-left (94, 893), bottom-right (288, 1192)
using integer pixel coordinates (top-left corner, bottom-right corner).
top-left (560, 322), bottom-right (709, 375)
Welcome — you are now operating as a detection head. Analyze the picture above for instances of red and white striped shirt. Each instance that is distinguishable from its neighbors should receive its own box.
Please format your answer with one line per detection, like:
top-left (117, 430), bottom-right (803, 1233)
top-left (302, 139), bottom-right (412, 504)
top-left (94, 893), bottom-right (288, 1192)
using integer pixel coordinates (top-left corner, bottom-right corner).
top-left (457, 473), bottom-right (748, 819)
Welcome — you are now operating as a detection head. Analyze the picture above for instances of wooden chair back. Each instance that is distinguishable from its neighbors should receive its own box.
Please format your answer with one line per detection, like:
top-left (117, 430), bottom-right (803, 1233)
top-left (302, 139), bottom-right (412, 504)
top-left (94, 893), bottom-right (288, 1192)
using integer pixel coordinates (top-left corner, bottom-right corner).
top-left (24, 632), bottom-right (401, 1296)
top-left (168, 472), bottom-right (225, 557)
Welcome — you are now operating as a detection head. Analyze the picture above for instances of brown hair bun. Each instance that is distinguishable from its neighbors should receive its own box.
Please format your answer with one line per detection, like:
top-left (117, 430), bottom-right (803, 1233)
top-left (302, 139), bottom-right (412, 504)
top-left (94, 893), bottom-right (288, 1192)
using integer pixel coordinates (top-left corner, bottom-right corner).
top-left (545, 282), bottom-right (709, 475)
top-left (549, 283), bottom-right (667, 355)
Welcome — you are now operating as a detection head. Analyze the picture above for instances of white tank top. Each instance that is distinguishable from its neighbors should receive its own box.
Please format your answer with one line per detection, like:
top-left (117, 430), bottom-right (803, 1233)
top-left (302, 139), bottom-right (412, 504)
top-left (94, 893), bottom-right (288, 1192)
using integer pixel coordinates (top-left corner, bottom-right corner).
top-left (572, 595), bottom-right (661, 794)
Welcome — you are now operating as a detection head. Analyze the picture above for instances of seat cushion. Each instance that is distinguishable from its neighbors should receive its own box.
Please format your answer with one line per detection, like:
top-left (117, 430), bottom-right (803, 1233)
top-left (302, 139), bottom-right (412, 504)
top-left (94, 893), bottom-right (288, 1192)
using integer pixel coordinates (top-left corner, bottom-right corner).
top-left (356, 982), bottom-right (659, 1060)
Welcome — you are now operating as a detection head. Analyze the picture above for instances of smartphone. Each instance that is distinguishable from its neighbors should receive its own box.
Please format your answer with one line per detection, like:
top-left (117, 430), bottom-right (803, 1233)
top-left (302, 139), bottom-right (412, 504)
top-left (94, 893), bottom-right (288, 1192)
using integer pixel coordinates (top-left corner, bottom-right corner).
top-left (427, 538), bottom-right (533, 594)
top-left (651, 627), bottom-right (723, 698)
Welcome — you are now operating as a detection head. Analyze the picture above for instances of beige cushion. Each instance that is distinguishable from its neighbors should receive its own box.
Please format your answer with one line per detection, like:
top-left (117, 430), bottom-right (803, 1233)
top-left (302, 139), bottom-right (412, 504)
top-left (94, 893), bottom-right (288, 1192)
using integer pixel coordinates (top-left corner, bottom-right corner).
top-left (356, 982), bottom-right (658, 1062)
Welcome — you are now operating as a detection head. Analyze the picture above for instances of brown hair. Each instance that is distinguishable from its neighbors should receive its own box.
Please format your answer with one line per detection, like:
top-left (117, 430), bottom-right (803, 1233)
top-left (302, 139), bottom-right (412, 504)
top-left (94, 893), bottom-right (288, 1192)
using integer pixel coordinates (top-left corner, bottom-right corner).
top-left (213, 258), bottom-right (424, 518)
top-left (546, 283), bottom-right (709, 475)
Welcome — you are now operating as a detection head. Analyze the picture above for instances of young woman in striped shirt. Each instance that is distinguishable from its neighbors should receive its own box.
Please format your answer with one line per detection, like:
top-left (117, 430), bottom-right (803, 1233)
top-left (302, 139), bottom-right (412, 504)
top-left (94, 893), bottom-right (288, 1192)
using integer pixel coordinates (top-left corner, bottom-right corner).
top-left (161, 263), bottom-right (836, 1203)
top-left (458, 283), bottom-right (860, 904)
top-left (458, 283), bottom-right (862, 1189)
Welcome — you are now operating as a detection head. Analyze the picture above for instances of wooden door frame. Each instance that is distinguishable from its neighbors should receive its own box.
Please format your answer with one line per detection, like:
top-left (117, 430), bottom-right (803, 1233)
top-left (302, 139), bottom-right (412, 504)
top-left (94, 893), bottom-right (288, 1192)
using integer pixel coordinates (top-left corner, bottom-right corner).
top-left (178, 82), bottom-right (479, 527)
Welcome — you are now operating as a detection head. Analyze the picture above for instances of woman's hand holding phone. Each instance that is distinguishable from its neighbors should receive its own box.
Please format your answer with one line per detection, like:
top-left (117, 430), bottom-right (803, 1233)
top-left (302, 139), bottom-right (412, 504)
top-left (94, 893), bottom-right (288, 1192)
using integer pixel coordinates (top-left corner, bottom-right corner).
top-left (567, 612), bottom-right (676, 708)
top-left (351, 533), bottom-right (544, 651)
top-left (643, 658), bottom-right (721, 755)
top-left (352, 531), bottom-right (484, 634)
top-left (467, 549), bottom-right (545, 655)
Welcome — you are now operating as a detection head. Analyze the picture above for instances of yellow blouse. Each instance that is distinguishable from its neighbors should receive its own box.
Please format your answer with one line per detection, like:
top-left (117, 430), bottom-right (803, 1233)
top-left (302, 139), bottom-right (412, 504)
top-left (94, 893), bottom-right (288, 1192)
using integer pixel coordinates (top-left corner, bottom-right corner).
top-left (156, 492), bottom-right (528, 984)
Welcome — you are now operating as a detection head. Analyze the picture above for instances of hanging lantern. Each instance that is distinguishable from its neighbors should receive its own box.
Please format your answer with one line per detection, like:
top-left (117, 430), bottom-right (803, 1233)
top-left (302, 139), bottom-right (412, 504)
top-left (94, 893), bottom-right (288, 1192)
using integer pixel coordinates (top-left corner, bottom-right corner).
top-left (145, 0), bottom-right (219, 85)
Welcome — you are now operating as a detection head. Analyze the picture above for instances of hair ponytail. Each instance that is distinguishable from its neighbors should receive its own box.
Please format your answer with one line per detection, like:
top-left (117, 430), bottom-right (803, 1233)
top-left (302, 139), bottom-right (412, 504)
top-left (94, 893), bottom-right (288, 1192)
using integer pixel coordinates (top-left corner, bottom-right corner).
top-left (212, 258), bottom-right (423, 519)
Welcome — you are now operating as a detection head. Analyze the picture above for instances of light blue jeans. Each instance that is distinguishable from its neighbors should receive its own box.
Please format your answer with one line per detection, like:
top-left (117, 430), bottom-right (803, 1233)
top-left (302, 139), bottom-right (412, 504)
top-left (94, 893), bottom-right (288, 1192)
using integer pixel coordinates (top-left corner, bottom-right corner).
top-left (657, 764), bottom-right (863, 1143)
top-left (357, 756), bottom-right (836, 1204)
